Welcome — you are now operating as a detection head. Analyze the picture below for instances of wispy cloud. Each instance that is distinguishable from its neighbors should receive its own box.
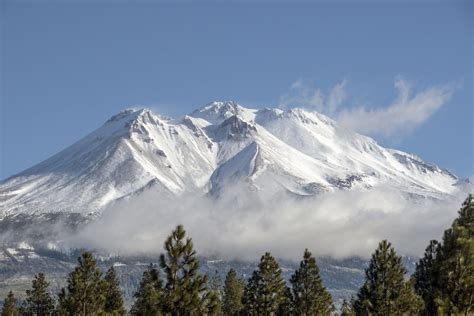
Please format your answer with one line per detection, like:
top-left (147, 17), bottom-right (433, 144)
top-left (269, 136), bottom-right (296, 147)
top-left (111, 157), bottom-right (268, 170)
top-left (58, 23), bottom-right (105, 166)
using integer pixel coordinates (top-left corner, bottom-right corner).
top-left (327, 79), bottom-right (347, 115)
top-left (279, 77), bottom-right (455, 140)
top-left (279, 79), bottom-right (325, 112)
top-left (338, 79), bottom-right (454, 139)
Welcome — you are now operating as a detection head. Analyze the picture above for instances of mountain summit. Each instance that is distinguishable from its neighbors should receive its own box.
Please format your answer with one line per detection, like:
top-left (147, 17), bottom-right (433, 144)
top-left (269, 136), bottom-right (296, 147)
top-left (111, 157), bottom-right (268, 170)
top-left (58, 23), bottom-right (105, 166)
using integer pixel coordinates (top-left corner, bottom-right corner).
top-left (0, 102), bottom-right (464, 216)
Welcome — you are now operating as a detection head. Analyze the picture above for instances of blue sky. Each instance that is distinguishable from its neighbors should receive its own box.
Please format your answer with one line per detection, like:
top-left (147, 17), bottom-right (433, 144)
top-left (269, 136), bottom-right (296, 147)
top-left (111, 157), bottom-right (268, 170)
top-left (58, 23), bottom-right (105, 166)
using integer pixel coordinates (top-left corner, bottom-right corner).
top-left (1, 0), bottom-right (472, 180)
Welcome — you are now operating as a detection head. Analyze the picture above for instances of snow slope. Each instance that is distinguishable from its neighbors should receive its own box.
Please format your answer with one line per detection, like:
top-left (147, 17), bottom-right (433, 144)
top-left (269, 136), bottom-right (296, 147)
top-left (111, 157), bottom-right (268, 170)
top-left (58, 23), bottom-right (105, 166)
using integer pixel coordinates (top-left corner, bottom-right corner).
top-left (0, 101), bottom-right (466, 216)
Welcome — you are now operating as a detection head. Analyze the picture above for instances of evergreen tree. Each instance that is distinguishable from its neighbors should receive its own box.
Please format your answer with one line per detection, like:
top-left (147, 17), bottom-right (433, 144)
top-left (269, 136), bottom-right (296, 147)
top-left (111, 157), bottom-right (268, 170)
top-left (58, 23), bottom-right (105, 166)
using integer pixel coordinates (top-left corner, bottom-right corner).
top-left (23, 273), bottom-right (55, 316)
top-left (276, 286), bottom-right (293, 316)
top-left (435, 194), bottom-right (474, 315)
top-left (208, 270), bottom-right (222, 296)
top-left (206, 271), bottom-right (222, 315)
top-left (340, 299), bottom-right (355, 316)
top-left (130, 264), bottom-right (163, 316)
top-left (203, 290), bottom-right (222, 316)
top-left (290, 249), bottom-right (334, 315)
top-left (353, 240), bottom-right (423, 315)
top-left (56, 288), bottom-right (68, 316)
top-left (159, 225), bottom-right (209, 315)
top-left (1, 291), bottom-right (19, 316)
top-left (242, 271), bottom-right (259, 315)
top-left (222, 269), bottom-right (245, 316)
top-left (413, 240), bottom-right (440, 315)
top-left (103, 266), bottom-right (126, 315)
top-left (242, 252), bottom-right (287, 315)
top-left (57, 251), bottom-right (105, 315)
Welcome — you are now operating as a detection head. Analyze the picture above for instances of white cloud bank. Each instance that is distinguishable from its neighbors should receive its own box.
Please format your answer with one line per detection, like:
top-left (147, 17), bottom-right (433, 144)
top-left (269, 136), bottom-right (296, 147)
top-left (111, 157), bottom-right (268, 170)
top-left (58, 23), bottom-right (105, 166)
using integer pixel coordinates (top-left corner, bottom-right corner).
top-left (279, 78), bottom-right (455, 140)
top-left (65, 185), bottom-right (464, 261)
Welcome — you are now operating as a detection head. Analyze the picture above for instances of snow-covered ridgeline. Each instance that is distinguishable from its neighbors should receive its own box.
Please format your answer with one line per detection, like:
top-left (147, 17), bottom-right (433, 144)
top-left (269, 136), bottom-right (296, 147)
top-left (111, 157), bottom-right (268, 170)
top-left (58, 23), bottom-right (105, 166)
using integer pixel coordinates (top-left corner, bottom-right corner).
top-left (0, 101), bottom-right (467, 216)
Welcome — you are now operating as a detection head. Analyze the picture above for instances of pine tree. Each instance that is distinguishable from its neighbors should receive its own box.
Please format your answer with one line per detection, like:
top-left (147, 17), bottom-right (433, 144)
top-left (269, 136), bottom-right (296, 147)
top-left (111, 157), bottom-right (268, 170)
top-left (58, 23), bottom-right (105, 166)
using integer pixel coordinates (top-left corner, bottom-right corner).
top-left (435, 194), bottom-right (474, 315)
top-left (23, 273), bottom-right (55, 316)
top-left (203, 289), bottom-right (222, 316)
top-left (277, 286), bottom-right (293, 316)
top-left (1, 291), bottom-right (19, 316)
top-left (103, 266), bottom-right (126, 315)
top-left (290, 249), bottom-right (334, 315)
top-left (353, 240), bottom-right (424, 315)
top-left (56, 288), bottom-right (67, 316)
top-left (242, 271), bottom-right (259, 315)
top-left (206, 271), bottom-right (222, 315)
top-left (340, 299), bottom-right (355, 316)
top-left (242, 252), bottom-right (287, 315)
top-left (159, 225), bottom-right (208, 315)
top-left (130, 264), bottom-right (163, 316)
top-left (222, 269), bottom-right (245, 316)
top-left (413, 240), bottom-right (440, 315)
top-left (57, 251), bottom-right (105, 315)
top-left (208, 270), bottom-right (222, 296)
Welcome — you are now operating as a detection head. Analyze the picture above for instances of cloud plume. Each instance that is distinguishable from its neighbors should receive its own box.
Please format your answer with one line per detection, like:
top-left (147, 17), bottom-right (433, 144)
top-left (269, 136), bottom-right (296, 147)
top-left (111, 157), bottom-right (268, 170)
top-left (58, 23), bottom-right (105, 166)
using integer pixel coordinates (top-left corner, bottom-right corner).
top-left (337, 79), bottom-right (454, 139)
top-left (280, 78), bottom-right (454, 140)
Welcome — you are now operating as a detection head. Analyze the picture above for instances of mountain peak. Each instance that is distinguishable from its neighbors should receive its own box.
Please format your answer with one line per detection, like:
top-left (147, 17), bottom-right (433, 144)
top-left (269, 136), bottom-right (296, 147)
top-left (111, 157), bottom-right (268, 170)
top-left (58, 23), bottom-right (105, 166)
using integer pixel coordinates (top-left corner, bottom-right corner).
top-left (191, 101), bottom-right (257, 124)
top-left (104, 108), bottom-right (174, 137)
top-left (106, 108), bottom-right (149, 123)
top-left (201, 100), bottom-right (241, 112)
top-left (0, 101), bottom-right (465, 216)
top-left (214, 115), bottom-right (258, 142)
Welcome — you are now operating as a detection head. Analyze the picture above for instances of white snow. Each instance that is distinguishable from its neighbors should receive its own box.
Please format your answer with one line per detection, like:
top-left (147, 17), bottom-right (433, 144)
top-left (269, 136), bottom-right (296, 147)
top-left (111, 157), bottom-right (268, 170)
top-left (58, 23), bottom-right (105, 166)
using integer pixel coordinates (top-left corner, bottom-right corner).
top-left (18, 242), bottom-right (34, 250)
top-left (0, 101), bottom-right (468, 216)
top-left (6, 248), bottom-right (18, 256)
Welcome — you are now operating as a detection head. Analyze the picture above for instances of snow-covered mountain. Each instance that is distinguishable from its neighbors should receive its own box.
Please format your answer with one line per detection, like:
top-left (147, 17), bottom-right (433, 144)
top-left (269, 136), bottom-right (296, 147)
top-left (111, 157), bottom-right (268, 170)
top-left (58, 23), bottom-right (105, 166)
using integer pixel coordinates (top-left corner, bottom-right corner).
top-left (0, 101), bottom-right (466, 217)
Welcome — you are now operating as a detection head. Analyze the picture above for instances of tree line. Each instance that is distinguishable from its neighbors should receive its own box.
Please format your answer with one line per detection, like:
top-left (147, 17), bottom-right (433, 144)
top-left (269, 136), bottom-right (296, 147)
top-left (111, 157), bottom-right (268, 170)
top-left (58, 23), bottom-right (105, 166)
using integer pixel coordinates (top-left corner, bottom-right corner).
top-left (1, 194), bottom-right (472, 315)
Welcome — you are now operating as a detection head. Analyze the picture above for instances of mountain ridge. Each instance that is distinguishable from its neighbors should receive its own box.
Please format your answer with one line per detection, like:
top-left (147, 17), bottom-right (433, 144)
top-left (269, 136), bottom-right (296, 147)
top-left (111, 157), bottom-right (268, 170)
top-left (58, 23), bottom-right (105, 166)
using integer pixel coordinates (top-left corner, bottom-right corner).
top-left (0, 101), bottom-right (466, 217)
